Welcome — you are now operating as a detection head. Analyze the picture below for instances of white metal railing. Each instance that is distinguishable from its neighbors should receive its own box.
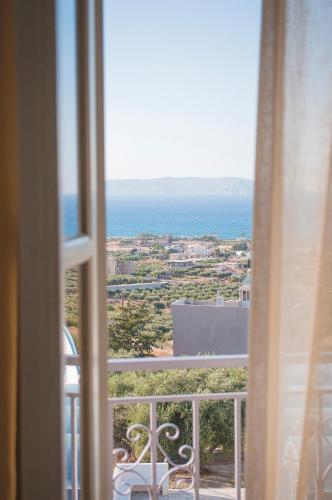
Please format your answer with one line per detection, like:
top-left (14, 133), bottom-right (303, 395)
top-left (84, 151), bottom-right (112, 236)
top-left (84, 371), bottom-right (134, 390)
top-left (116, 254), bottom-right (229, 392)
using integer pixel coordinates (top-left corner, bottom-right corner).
top-left (66, 352), bottom-right (332, 371)
top-left (109, 391), bottom-right (246, 500)
top-left (66, 389), bottom-right (246, 500)
top-left (65, 353), bottom-right (249, 371)
top-left (67, 393), bottom-right (79, 500)
top-left (65, 354), bottom-right (248, 500)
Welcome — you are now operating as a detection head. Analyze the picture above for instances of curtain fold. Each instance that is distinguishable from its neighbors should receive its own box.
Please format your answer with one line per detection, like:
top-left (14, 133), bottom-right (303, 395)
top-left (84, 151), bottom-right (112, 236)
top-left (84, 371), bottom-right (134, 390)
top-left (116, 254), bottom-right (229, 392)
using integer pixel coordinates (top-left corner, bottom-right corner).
top-left (247, 0), bottom-right (332, 498)
top-left (0, 1), bottom-right (18, 500)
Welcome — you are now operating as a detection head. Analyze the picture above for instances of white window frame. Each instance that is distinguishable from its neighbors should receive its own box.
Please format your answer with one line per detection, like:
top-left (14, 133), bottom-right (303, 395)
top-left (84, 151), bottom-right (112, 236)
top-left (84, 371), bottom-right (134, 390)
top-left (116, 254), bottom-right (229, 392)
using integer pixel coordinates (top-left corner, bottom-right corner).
top-left (17, 1), bottom-right (108, 499)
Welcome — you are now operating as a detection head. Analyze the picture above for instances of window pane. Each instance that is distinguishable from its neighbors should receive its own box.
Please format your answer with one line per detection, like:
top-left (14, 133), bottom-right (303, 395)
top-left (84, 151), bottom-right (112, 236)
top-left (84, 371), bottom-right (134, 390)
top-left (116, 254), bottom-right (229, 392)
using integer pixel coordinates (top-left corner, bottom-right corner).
top-left (64, 267), bottom-right (81, 499)
top-left (104, 0), bottom-right (260, 359)
top-left (105, 2), bottom-right (260, 495)
top-left (56, 0), bottom-right (80, 239)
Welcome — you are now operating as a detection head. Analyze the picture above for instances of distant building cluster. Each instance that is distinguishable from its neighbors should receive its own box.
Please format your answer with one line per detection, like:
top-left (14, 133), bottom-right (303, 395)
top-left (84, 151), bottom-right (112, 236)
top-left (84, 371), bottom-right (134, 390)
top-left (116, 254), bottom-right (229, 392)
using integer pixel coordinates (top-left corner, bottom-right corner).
top-left (106, 236), bottom-right (253, 358)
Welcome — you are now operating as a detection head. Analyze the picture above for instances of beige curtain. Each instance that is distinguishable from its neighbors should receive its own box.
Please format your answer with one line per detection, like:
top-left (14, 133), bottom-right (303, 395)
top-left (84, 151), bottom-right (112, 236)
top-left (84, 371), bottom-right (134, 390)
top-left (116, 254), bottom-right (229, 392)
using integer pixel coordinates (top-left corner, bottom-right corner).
top-left (0, 1), bottom-right (18, 500)
top-left (247, 0), bottom-right (332, 498)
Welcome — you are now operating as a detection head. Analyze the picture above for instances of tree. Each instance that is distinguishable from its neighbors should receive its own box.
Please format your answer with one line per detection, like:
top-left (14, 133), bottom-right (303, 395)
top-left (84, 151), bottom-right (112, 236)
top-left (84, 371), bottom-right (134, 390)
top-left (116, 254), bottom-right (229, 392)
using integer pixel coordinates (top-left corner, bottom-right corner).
top-left (108, 301), bottom-right (157, 357)
top-left (109, 367), bottom-right (247, 463)
top-left (64, 269), bottom-right (79, 328)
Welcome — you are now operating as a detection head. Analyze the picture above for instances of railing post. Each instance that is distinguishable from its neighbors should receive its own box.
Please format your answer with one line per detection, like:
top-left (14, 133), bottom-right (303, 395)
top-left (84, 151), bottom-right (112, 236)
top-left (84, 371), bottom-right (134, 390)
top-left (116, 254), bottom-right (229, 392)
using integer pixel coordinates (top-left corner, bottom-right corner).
top-left (150, 401), bottom-right (158, 500)
top-left (71, 395), bottom-right (79, 500)
top-left (108, 401), bottom-right (114, 500)
top-left (192, 400), bottom-right (200, 499)
top-left (234, 397), bottom-right (242, 500)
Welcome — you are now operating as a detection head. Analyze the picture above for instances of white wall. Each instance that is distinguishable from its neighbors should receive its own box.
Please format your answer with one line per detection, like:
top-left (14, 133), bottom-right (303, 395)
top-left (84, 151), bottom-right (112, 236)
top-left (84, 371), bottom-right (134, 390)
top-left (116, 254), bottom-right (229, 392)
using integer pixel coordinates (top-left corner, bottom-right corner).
top-left (172, 301), bottom-right (249, 356)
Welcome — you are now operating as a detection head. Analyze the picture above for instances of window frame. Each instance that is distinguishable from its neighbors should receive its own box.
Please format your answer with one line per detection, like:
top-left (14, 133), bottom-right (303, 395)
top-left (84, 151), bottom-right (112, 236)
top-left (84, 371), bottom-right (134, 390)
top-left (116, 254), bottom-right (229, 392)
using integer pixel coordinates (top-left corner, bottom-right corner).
top-left (17, 1), bottom-right (108, 499)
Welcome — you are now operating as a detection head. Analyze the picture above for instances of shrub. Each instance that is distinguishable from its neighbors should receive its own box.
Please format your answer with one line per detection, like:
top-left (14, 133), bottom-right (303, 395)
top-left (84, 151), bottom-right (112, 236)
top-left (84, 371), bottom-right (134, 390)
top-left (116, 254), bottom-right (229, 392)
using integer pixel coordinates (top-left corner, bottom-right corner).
top-left (109, 368), bottom-right (247, 463)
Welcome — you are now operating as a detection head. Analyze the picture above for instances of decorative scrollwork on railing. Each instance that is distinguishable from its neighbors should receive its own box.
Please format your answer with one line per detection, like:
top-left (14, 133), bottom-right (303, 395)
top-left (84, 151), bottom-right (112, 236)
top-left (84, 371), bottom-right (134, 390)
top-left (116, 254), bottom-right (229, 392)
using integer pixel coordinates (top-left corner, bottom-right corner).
top-left (112, 420), bottom-right (197, 497)
top-left (297, 411), bottom-right (332, 498)
top-left (282, 410), bottom-right (332, 499)
top-left (156, 423), bottom-right (195, 492)
top-left (282, 438), bottom-right (301, 500)
top-left (113, 423), bottom-right (152, 497)
top-left (283, 440), bottom-right (300, 483)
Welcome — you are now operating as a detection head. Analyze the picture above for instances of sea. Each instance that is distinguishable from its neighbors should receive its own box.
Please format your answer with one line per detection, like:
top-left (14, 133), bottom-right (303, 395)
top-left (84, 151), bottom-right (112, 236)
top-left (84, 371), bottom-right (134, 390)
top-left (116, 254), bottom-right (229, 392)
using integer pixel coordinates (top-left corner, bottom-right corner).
top-left (63, 195), bottom-right (253, 240)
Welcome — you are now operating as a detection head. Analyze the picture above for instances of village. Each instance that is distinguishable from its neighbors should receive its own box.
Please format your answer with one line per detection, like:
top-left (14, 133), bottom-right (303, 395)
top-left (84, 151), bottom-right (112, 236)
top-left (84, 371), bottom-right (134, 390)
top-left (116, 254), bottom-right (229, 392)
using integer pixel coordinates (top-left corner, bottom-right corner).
top-left (104, 235), bottom-right (251, 357)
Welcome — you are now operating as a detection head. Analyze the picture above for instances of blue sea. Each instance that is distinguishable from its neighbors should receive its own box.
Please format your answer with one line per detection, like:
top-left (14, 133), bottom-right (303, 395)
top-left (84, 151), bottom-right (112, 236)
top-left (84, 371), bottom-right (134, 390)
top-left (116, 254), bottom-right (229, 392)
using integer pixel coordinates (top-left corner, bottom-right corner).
top-left (63, 195), bottom-right (253, 239)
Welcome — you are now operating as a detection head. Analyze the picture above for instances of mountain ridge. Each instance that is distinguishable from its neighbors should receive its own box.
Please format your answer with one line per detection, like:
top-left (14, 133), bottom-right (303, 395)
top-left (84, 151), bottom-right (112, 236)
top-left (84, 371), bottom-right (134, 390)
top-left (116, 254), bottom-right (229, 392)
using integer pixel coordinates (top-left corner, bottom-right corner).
top-left (105, 177), bottom-right (253, 198)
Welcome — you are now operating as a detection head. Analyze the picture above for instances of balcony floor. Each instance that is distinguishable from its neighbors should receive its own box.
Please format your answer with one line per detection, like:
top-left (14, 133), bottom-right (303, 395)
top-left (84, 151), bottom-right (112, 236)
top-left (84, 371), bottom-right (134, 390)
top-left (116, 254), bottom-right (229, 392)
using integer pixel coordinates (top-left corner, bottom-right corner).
top-left (132, 488), bottom-right (245, 499)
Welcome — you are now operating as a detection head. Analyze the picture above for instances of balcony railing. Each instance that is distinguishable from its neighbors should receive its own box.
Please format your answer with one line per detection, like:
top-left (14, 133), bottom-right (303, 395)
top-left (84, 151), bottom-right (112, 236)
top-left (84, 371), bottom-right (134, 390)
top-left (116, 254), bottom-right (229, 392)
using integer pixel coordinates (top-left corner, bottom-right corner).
top-left (65, 354), bottom-right (248, 500)
top-left (109, 391), bottom-right (246, 500)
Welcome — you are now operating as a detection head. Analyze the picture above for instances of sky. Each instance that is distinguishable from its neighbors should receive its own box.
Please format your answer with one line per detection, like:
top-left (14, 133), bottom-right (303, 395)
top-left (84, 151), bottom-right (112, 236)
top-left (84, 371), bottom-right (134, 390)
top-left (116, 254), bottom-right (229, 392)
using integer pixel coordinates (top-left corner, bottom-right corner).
top-left (104, 0), bottom-right (262, 182)
top-left (58, 0), bottom-right (262, 194)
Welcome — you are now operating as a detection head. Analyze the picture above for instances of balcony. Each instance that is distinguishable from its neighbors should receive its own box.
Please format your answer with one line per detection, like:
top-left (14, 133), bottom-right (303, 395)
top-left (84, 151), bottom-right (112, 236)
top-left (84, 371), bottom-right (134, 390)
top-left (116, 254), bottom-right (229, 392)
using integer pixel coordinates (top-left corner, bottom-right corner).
top-left (65, 354), bottom-right (248, 500)
top-left (65, 352), bottom-right (332, 500)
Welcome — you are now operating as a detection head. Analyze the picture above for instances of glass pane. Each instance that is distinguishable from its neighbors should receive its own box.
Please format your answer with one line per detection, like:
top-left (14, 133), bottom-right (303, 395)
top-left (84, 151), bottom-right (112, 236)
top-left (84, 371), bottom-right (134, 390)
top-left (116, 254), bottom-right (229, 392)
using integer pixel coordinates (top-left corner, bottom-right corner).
top-left (64, 267), bottom-right (81, 499)
top-left (105, 1), bottom-right (260, 497)
top-left (56, 0), bottom-right (80, 239)
top-left (104, 0), bottom-right (260, 359)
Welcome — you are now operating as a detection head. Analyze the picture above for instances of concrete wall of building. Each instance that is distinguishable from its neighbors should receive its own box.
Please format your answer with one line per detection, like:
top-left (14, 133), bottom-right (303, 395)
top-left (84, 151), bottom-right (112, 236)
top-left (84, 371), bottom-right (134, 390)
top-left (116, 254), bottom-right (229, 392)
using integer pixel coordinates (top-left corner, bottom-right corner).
top-left (171, 300), bottom-right (249, 356)
top-left (125, 260), bottom-right (138, 274)
top-left (107, 257), bottom-right (119, 275)
top-left (107, 257), bottom-right (138, 275)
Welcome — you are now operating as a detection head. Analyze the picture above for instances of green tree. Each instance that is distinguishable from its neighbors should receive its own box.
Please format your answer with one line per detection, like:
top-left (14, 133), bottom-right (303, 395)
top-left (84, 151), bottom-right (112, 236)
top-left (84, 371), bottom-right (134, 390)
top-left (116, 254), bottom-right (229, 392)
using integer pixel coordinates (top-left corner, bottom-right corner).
top-left (64, 269), bottom-right (79, 328)
top-left (108, 301), bottom-right (157, 357)
top-left (109, 367), bottom-right (247, 463)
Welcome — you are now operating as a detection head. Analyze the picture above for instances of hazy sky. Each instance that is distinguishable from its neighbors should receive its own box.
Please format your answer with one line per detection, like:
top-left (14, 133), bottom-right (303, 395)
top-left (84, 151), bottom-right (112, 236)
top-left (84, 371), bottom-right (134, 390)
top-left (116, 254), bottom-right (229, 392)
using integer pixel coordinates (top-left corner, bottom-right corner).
top-left (104, 0), bottom-right (262, 181)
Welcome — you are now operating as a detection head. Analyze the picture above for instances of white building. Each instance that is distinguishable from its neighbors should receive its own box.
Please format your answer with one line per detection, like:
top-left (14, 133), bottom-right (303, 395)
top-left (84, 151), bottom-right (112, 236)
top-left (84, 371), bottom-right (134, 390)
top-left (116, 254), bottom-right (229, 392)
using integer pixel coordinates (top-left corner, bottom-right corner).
top-left (107, 256), bottom-right (138, 275)
top-left (166, 243), bottom-right (183, 253)
top-left (187, 244), bottom-right (213, 258)
top-left (171, 276), bottom-right (250, 356)
top-left (168, 258), bottom-right (194, 269)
